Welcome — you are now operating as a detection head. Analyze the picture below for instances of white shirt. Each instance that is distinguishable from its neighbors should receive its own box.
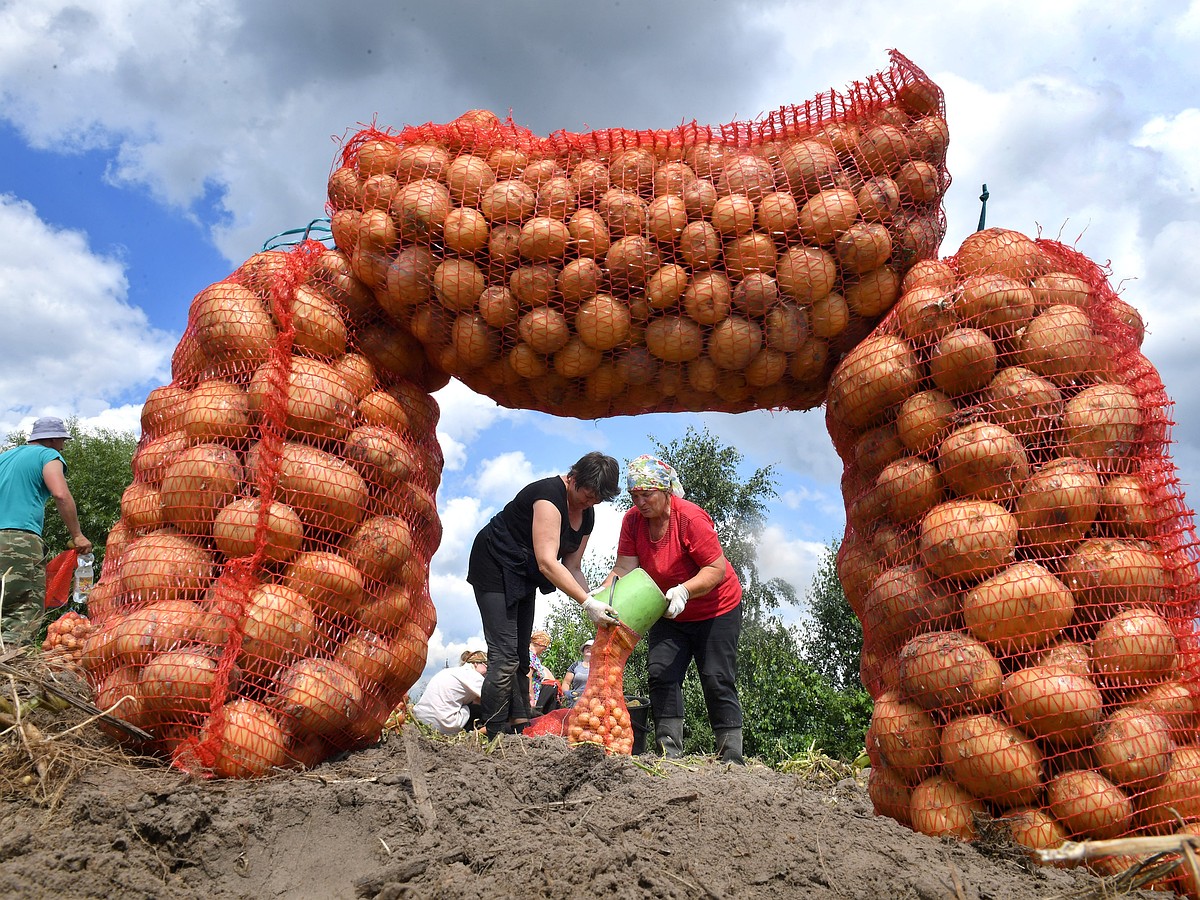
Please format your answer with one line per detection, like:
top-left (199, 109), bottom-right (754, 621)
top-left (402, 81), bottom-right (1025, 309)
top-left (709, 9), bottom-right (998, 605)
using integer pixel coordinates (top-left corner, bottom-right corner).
top-left (411, 663), bottom-right (485, 735)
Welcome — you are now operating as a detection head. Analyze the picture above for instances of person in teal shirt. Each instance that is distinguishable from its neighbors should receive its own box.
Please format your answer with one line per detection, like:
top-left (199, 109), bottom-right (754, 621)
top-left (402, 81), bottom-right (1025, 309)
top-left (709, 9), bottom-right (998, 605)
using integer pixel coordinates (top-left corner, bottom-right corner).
top-left (0, 417), bottom-right (92, 644)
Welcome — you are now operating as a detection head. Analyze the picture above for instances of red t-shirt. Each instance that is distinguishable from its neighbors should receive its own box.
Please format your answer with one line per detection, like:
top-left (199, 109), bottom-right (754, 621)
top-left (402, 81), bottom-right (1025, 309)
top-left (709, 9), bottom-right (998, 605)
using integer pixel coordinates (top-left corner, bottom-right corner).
top-left (617, 496), bottom-right (742, 622)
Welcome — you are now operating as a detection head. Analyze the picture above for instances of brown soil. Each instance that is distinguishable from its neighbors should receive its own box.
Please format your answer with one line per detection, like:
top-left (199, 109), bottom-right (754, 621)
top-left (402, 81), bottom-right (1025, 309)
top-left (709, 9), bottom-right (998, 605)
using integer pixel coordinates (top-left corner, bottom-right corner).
top-left (0, 705), bottom-right (1175, 900)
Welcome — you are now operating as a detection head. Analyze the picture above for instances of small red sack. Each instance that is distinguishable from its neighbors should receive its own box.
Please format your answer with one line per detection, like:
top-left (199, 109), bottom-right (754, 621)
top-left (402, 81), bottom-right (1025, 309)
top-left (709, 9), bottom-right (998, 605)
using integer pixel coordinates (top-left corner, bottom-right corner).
top-left (525, 708), bottom-right (570, 737)
top-left (44, 549), bottom-right (77, 610)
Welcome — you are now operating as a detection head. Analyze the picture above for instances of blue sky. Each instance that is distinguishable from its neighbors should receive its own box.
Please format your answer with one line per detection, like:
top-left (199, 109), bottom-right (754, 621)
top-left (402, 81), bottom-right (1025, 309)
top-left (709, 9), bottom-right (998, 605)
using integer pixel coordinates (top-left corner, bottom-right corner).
top-left (2, 2), bottom-right (1199, 682)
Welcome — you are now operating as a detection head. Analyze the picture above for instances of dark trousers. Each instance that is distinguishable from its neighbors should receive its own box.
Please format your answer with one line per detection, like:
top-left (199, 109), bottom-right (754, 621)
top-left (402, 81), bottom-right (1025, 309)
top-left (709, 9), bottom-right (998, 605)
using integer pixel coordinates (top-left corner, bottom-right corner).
top-left (466, 702), bottom-right (483, 732)
top-left (475, 588), bottom-right (535, 735)
top-left (647, 604), bottom-right (743, 730)
top-left (534, 684), bottom-right (560, 716)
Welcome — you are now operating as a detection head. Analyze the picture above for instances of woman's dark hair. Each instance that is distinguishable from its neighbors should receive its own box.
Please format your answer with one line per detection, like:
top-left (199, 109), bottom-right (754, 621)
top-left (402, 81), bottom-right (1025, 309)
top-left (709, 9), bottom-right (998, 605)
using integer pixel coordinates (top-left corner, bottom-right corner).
top-left (569, 451), bottom-right (621, 501)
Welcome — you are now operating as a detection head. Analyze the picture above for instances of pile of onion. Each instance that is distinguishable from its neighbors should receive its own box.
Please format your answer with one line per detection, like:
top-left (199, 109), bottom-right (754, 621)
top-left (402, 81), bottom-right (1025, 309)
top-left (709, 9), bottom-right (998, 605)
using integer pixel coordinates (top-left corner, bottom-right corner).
top-left (327, 56), bottom-right (949, 420)
top-left (82, 242), bottom-right (444, 777)
top-left (565, 624), bottom-right (640, 755)
top-left (42, 611), bottom-right (97, 673)
top-left (831, 228), bottom-right (1200, 877)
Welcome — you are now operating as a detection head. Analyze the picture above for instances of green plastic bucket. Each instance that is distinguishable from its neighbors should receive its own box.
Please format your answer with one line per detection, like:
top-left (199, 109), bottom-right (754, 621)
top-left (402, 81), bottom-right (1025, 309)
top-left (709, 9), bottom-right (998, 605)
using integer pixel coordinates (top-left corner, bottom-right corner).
top-left (595, 568), bottom-right (666, 636)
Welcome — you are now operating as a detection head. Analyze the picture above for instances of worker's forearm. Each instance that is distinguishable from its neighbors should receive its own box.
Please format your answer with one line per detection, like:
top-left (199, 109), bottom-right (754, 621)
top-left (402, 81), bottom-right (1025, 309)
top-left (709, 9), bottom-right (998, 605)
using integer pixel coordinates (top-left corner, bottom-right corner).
top-left (54, 495), bottom-right (86, 542)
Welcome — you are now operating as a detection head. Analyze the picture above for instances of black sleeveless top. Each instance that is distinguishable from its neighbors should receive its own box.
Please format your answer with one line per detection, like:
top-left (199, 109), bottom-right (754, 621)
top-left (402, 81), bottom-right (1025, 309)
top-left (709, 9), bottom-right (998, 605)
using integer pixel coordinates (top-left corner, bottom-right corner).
top-left (467, 476), bottom-right (594, 596)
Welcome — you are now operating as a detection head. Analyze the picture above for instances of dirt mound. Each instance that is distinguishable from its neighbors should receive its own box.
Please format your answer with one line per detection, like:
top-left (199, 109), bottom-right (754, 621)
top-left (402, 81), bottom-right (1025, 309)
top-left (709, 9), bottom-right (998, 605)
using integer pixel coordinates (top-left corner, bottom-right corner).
top-left (0, 721), bottom-right (1166, 900)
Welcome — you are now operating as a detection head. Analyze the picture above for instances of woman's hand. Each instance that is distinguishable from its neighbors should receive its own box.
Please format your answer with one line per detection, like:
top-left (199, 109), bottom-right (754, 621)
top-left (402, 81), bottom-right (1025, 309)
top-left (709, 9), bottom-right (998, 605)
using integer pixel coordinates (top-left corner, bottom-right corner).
top-left (664, 584), bottom-right (689, 618)
top-left (582, 598), bottom-right (619, 624)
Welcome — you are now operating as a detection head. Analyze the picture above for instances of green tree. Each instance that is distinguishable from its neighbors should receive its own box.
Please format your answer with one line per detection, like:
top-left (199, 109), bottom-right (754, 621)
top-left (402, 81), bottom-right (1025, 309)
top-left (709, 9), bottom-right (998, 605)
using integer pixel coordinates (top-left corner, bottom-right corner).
top-left (4, 418), bottom-right (138, 572)
top-left (798, 539), bottom-right (863, 692)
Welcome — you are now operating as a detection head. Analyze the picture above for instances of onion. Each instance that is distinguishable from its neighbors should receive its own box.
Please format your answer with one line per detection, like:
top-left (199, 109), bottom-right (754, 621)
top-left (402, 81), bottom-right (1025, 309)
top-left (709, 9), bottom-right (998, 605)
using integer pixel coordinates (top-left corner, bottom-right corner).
top-left (140, 647), bottom-right (222, 717)
top-left (282, 550), bottom-right (365, 620)
top-left (1003, 664), bottom-right (1102, 748)
top-left (344, 516), bottom-right (415, 584)
top-left (277, 657), bottom-right (364, 736)
top-left (919, 499), bottom-right (1017, 583)
top-left (707, 317), bottom-right (762, 371)
top-left (936, 422), bottom-right (1029, 503)
top-left (1062, 539), bottom-right (1166, 615)
top-left (1061, 383), bottom-right (1142, 463)
top-left (290, 284), bottom-right (348, 359)
top-left (1090, 607), bottom-right (1177, 687)
top-left (983, 366), bottom-right (1063, 445)
top-left (797, 189), bottom-right (859, 245)
top-left (1016, 305), bottom-right (1097, 386)
top-left (576, 294), bottom-right (632, 351)
top-left (898, 630), bottom-right (1003, 712)
top-left (866, 689), bottom-right (938, 777)
top-left (247, 356), bottom-right (357, 442)
top-left (160, 443), bottom-right (244, 534)
top-left (961, 561), bottom-right (1075, 653)
top-left (241, 583), bottom-right (316, 669)
top-left (120, 482), bottom-right (164, 533)
top-left (111, 602), bottom-right (202, 667)
top-left (939, 713), bottom-right (1043, 808)
top-left (844, 266), bottom-right (901, 319)
top-left (121, 532), bottom-right (213, 604)
top-left (178, 381), bottom-right (249, 446)
top-left (775, 246), bottom-right (838, 303)
top-left (894, 390), bottom-right (955, 455)
top-left (204, 698), bottom-right (289, 778)
top-left (1015, 457), bottom-right (1101, 550)
top-left (189, 282), bottom-right (277, 371)
top-left (827, 334), bottom-right (921, 432)
top-left (876, 457), bottom-right (943, 523)
top-left (955, 228), bottom-right (1050, 281)
top-left (928, 328), bottom-right (998, 397)
top-left (249, 441), bottom-right (367, 535)
top-left (142, 385), bottom-right (190, 436)
top-left (212, 497), bottom-right (304, 565)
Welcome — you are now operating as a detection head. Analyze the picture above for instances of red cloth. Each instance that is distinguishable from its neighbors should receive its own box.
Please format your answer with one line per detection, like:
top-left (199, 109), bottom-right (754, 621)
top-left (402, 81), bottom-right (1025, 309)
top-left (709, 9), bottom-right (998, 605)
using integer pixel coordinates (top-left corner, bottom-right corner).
top-left (524, 708), bottom-right (570, 737)
top-left (43, 549), bottom-right (77, 610)
top-left (617, 497), bottom-right (742, 622)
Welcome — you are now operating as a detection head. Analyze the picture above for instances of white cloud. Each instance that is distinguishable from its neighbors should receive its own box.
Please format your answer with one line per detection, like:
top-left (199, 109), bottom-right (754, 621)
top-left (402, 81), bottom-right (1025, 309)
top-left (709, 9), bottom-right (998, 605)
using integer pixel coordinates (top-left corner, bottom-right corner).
top-left (432, 378), bottom-right (515, 471)
top-left (756, 526), bottom-right (827, 597)
top-left (0, 195), bottom-right (175, 436)
top-left (1134, 108), bottom-right (1200, 201)
top-left (472, 452), bottom-right (542, 504)
top-left (77, 403), bottom-right (144, 437)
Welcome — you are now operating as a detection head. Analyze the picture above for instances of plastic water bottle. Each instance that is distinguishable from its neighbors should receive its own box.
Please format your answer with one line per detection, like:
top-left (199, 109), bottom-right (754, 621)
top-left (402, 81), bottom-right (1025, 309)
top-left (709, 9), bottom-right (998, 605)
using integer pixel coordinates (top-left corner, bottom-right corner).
top-left (70, 552), bottom-right (94, 615)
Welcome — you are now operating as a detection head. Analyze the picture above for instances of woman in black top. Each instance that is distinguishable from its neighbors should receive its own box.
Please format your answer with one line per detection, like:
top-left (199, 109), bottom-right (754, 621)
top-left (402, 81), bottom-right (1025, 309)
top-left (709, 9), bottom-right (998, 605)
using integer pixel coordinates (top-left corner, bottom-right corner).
top-left (468, 451), bottom-right (620, 737)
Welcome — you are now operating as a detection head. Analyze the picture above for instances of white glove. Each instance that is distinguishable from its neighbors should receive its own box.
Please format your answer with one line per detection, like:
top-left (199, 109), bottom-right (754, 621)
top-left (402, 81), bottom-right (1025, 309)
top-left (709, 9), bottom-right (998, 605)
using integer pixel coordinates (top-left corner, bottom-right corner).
top-left (665, 585), bottom-right (689, 618)
top-left (582, 598), bottom-right (619, 624)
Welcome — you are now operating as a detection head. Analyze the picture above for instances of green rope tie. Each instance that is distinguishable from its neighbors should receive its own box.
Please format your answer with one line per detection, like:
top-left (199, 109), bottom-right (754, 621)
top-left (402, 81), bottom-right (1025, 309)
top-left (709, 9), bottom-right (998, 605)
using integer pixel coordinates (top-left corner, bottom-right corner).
top-left (261, 218), bottom-right (334, 252)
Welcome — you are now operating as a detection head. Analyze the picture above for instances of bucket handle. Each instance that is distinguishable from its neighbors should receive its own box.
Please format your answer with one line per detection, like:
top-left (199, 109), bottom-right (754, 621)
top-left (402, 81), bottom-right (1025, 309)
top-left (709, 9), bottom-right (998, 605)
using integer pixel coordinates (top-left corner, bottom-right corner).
top-left (605, 575), bottom-right (621, 623)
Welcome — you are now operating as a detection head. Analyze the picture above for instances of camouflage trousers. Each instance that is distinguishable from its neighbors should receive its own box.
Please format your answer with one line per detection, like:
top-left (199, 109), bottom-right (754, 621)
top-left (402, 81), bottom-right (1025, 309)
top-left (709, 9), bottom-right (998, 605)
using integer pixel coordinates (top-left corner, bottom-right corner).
top-left (0, 530), bottom-right (47, 646)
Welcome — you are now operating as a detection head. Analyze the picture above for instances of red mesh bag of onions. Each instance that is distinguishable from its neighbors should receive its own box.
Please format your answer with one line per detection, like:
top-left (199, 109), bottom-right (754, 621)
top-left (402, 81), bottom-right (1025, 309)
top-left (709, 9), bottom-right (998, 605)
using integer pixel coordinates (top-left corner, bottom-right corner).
top-left (829, 227), bottom-right (1200, 885)
top-left (81, 240), bottom-right (444, 777)
top-left (326, 51), bottom-right (950, 420)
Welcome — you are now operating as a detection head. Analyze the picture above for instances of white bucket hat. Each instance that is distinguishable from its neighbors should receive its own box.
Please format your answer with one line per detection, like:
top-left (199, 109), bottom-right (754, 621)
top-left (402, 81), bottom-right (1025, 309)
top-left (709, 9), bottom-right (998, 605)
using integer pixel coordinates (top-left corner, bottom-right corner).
top-left (29, 417), bottom-right (71, 441)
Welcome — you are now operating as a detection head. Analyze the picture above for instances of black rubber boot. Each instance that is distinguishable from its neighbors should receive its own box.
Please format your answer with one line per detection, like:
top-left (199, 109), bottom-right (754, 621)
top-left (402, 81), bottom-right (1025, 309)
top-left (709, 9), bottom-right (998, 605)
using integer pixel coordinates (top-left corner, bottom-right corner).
top-left (654, 717), bottom-right (685, 758)
top-left (715, 728), bottom-right (745, 766)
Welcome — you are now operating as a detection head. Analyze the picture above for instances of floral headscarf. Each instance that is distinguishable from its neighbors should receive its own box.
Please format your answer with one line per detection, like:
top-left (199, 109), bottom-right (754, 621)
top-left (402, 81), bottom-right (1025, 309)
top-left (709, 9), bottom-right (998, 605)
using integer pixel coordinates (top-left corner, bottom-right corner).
top-left (626, 455), bottom-right (686, 497)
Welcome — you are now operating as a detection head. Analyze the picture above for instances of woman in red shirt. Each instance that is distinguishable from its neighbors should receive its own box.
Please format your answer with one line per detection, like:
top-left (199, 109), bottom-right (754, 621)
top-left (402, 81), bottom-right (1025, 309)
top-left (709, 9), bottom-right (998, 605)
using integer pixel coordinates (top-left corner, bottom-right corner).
top-left (604, 455), bottom-right (744, 764)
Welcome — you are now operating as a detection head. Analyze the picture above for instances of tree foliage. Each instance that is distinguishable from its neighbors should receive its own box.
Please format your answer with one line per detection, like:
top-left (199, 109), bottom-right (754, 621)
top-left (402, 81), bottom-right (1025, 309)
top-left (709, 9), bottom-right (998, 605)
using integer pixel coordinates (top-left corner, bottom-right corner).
top-left (4, 418), bottom-right (138, 571)
top-left (798, 540), bottom-right (863, 693)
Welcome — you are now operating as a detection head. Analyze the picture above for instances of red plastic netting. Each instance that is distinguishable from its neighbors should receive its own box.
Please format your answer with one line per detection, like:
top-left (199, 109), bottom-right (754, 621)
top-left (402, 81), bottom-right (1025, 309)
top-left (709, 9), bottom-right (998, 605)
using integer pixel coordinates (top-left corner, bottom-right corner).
top-left (81, 240), bottom-right (443, 776)
top-left (829, 227), bottom-right (1200, 876)
top-left (563, 623), bottom-right (641, 754)
top-left (326, 51), bottom-right (950, 418)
